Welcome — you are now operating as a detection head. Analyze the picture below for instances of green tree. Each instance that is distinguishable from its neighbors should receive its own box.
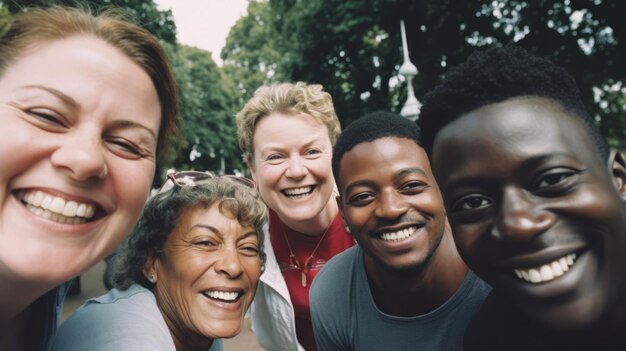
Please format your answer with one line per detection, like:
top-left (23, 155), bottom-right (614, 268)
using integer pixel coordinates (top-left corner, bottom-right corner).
top-left (221, 0), bottom-right (282, 105)
top-left (2, 0), bottom-right (176, 43)
top-left (167, 44), bottom-right (243, 174)
top-left (259, 0), bottom-right (626, 149)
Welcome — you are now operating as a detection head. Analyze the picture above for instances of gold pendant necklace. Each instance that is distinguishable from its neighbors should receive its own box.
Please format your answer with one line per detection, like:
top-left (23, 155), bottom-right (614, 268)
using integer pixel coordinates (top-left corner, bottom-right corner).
top-left (280, 220), bottom-right (331, 287)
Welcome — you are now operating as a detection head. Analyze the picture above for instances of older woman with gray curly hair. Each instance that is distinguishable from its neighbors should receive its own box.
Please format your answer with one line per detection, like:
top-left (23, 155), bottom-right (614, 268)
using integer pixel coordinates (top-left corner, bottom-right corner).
top-left (53, 172), bottom-right (267, 351)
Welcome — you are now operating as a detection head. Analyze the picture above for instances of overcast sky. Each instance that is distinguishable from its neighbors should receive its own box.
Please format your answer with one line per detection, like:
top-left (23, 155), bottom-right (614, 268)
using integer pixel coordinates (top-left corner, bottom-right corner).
top-left (154, 0), bottom-right (249, 65)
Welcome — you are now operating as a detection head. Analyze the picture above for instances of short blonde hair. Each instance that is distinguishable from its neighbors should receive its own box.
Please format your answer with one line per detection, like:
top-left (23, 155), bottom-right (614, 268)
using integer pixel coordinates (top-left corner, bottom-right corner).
top-left (235, 82), bottom-right (341, 163)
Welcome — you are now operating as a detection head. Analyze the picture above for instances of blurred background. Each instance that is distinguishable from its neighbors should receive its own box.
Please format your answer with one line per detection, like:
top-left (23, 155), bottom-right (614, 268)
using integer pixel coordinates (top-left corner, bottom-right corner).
top-left (2, 0), bottom-right (624, 178)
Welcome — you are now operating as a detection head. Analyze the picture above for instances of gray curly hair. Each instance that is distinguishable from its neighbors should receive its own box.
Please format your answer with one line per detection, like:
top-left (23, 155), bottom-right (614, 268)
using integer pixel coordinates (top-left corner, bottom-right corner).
top-left (106, 177), bottom-right (267, 290)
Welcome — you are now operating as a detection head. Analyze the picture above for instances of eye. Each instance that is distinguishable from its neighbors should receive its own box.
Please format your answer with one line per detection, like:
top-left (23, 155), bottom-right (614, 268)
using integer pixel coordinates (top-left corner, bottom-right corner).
top-left (239, 244), bottom-right (260, 257)
top-left (451, 194), bottom-right (492, 212)
top-left (304, 148), bottom-right (322, 156)
top-left (348, 192), bottom-right (375, 206)
top-left (105, 138), bottom-right (144, 159)
top-left (400, 180), bottom-right (427, 193)
top-left (194, 240), bottom-right (217, 248)
top-left (26, 109), bottom-right (67, 130)
top-left (534, 169), bottom-right (576, 189)
top-left (265, 153), bottom-right (285, 163)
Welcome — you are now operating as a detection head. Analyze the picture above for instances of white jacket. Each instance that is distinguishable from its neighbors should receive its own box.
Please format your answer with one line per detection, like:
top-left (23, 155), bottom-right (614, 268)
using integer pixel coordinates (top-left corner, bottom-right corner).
top-left (251, 224), bottom-right (305, 351)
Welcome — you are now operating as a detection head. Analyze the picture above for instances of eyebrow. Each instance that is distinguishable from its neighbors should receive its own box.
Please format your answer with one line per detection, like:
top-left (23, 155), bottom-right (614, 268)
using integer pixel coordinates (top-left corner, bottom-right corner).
top-left (20, 85), bottom-right (79, 108)
top-left (192, 224), bottom-right (258, 241)
top-left (259, 136), bottom-right (327, 154)
top-left (344, 167), bottom-right (428, 194)
top-left (109, 119), bottom-right (157, 140)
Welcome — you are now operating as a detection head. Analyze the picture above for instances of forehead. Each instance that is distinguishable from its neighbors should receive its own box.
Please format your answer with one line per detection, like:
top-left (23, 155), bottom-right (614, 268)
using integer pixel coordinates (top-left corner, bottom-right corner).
top-left (172, 204), bottom-right (235, 233)
top-left (339, 137), bottom-right (432, 185)
top-left (432, 97), bottom-right (604, 186)
top-left (255, 112), bottom-right (328, 134)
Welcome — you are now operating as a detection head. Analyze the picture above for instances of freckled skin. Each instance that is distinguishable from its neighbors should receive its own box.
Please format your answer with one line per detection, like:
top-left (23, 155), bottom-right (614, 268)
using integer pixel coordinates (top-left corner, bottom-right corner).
top-left (432, 96), bottom-right (626, 330)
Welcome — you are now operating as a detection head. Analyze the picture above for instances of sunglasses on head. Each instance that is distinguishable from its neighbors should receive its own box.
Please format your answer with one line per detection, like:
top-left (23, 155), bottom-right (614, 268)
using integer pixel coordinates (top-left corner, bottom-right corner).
top-left (157, 171), bottom-right (256, 194)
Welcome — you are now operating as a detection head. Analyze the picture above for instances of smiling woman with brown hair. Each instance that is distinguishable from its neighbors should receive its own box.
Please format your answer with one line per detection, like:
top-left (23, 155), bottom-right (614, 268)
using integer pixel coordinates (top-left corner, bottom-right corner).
top-left (0, 6), bottom-right (179, 350)
top-left (53, 173), bottom-right (267, 350)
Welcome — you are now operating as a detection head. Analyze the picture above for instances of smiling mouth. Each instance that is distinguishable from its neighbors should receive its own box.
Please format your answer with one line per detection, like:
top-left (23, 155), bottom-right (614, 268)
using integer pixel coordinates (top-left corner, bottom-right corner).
top-left (202, 290), bottom-right (243, 303)
top-left (513, 253), bottom-right (578, 284)
top-left (282, 186), bottom-right (314, 198)
top-left (18, 190), bottom-right (100, 224)
top-left (379, 226), bottom-right (417, 242)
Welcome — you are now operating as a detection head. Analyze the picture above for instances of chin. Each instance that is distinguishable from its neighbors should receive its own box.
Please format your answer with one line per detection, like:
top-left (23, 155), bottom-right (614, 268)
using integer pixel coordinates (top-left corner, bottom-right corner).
top-left (203, 324), bottom-right (243, 339)
top-left (1, 245), bottom-right (87, 284)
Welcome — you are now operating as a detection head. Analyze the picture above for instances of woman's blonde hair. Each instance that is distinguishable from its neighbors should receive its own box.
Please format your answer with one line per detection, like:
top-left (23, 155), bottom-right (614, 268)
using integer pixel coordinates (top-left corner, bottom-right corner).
top-left (235, 82), bottom-right (341, 163)
top-left (0, 6), bottom-right (180, 163)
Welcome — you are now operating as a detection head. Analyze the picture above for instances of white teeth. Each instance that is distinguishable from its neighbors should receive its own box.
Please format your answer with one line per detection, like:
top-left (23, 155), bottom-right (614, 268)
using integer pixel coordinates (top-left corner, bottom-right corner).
top-left (62, 201), bottom-right (78, 216)
top-left (32, 191), bottom-right (45, 206)
top-left (380, 227), bottom-right (416, 242)
top-left (529, 269), bottom-right (542, 283)
top-left (283, 186), bottom-right (312, 196)
top-left (513, 253), bottom-right (577, 284)
top-left (551, 261), bottom-right (564, 277)
top-left (42, 194), bottom-right (53, 209)
top-left (49, 197), bottom-right (65, 214)
top-left (21, 190), bottom-right (96, 224)
top-left (204, 290), bottom-right (239, 301)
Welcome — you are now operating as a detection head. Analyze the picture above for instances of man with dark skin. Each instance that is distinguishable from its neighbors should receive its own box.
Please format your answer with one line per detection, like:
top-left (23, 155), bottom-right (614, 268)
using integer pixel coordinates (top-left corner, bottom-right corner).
top-left (310, 111), bottom-right (490, 350)
top-left (419, 46), bottom-right (626, 350)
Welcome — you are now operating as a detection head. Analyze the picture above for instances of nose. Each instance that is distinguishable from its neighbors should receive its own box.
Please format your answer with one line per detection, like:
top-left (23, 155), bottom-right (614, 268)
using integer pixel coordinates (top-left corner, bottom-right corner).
top-left (214, 246), bottom-right (244, 279)
top-left (285, 155), bottom-right (308, 180)
top-left (373, 189), bottom-right (408, 220)
top-left (50, 130), bottom-right (108, 182)
top-left (493, 187), bottom-right (555, 241)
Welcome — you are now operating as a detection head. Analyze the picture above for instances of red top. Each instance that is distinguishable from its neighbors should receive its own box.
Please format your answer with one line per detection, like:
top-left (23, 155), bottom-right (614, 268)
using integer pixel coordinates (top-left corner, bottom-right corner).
top-left (269, 209), bottom-right (355, 351)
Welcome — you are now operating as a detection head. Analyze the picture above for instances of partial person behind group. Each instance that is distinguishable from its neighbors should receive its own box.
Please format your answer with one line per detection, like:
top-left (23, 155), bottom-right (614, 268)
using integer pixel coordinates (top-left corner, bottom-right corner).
top-left (236, 82), bottom-right (355, 351)
top-left (310, 111), bottom-right (490, 350)
top-left (420, 46), bottom-right (626, 350)
top-left (0, 6), bottom-right (178, 350)
top-left (53, 172), bottom-right (267, 350)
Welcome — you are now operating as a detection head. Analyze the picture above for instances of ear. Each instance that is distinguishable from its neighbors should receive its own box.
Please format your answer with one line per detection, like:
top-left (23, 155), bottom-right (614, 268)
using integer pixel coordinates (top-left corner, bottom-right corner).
top-left (608, 148), bottom-right (626, 201)
top-left (142, 253), bottom-right (159, 284)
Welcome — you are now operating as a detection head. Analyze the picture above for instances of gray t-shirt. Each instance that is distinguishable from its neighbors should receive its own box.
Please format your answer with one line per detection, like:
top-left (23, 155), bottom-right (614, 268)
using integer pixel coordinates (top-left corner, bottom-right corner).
top-left (52, 284), bottom-right (223, 351)
top-left (310, 245), bottom-right (491, 351)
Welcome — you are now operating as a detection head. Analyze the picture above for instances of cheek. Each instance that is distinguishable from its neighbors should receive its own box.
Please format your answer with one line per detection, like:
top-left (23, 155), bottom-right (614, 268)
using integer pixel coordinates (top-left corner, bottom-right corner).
top-left (244, 259), bottom-right (262, 285)
top-left (254, 164), bottom-right (283, 189)
top-left (344, 207), bottom-right (370, 230)
top-left (113, 162), bottom-right (154, 211)
top-left (451, 225), bottom-right (486, 262)
top-left (309, 159), bottom-right (333, 180)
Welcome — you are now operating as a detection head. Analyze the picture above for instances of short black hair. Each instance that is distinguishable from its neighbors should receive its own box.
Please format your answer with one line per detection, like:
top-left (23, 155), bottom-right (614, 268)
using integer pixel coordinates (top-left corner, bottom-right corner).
top-left (419, 45), bottom-right (608, 159)
top-left (332, 111), bottom-right (421, 187)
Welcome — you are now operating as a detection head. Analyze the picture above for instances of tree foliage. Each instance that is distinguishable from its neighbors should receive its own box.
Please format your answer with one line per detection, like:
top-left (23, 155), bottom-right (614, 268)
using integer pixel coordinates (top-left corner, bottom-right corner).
top-left (221, 0), bottom-right (282, 105)
top-left (1, 0), bottom-right (177, 43)
top-left (224, 0), bottom-right (625, 149)
top-left (167, 44), bottom-right (243, 174)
